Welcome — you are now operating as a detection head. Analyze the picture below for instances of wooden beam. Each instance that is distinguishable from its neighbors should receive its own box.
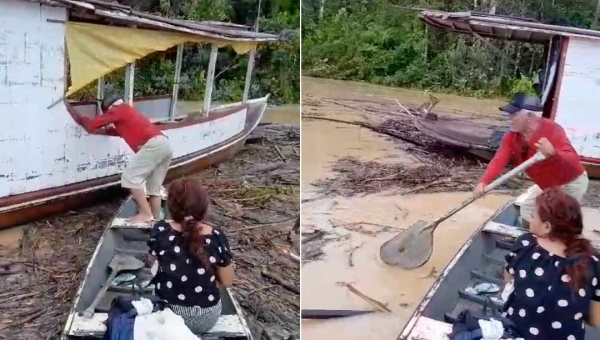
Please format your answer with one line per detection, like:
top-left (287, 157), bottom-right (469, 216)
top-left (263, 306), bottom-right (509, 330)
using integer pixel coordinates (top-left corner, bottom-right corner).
top-left (203, 45), bottom-right (218, 116)
top-left (242, 48), bottom-right (256, 103)
top-left (124, 62), bottom-right (135, 106)
top-left (96, 77), bottom-right (104, 116)
top-left (169, 44), bottom-right (184, 120)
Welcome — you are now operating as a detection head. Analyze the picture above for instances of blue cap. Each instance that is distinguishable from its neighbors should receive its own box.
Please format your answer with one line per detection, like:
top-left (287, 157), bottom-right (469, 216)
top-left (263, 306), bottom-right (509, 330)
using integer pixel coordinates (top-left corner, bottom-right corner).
top-left (499, 92), bottom-right (543, 115)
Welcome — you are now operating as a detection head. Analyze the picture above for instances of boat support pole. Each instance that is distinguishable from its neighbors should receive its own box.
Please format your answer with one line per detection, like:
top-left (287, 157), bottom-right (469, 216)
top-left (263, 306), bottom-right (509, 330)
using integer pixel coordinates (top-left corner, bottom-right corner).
top-left (96, 77), bottom-right (105, 116)
top-left (169, 44), bottom-right (184, 121)
top-left (242, 48), bottom-right (256, 104)
top-left (202, 45), bottom-right (218, 116)
top-left (124, 62), bottom-right (135, 106)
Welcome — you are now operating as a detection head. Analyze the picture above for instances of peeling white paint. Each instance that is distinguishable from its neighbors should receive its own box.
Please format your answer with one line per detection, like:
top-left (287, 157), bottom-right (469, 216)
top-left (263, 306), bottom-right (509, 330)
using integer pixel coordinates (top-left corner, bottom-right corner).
top-left (555, 37), bottom-right (600, 159)
top-left (0, 0), bottom-right (248, 200)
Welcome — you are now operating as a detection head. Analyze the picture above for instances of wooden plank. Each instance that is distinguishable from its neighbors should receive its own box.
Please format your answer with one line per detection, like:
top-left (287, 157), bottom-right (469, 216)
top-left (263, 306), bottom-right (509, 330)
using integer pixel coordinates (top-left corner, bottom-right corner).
top-left (484, 221), bottom-right (600, 249)
top-left (405, 316), bottom-right (452, 340)
top-left (68, 313), bottom-right (247, 337)
top-left (96, 76), bottom-right (104, 116)
top-left (169, 44), bottom-right (184, 120)
top-left (203, 45), bottom-right (218, 116)
top-left (242, 49), bottom-right (256, 103)
top-left (111, 217), bottom-right (153, 229)
top-left (124, 62), bottom-right (135, 105)
top-left (483, 221), bottom-right (526, 239)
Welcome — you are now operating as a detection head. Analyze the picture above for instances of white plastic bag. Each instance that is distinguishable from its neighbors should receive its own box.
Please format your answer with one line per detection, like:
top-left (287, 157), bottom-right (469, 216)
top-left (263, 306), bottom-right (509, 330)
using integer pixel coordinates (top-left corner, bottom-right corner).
top-left (134, 308), bottom-right (201, 340)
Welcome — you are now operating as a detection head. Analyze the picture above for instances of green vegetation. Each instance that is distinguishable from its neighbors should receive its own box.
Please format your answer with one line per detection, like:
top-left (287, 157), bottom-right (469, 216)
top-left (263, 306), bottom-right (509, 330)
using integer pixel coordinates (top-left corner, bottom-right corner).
top-left (73, 0), bottom-right (300, 105)
top-left (302, 0), bottom-right (600, 98)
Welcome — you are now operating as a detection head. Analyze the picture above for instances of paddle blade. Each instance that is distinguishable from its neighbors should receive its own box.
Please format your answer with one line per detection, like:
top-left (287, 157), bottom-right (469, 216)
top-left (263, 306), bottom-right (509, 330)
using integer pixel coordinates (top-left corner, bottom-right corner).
top-left (379, 220), bottom-right (434, 270)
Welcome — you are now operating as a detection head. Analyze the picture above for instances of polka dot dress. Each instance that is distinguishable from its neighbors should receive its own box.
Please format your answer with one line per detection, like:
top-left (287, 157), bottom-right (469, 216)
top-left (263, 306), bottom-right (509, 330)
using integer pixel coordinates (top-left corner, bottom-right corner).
top-left (147, 220), bottom-right (233, 308)
top-left (504, 233), bottom-right (600, 340)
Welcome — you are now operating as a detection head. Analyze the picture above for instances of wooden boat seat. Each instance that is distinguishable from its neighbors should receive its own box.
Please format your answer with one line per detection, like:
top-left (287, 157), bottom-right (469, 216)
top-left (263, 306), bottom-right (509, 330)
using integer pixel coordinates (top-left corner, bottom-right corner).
top-left (67, 312), bottom-right (247, 339)
top-left (110, 218), bottom-right (155, 229)
top-left (484, 221), bottom-right (600, 248)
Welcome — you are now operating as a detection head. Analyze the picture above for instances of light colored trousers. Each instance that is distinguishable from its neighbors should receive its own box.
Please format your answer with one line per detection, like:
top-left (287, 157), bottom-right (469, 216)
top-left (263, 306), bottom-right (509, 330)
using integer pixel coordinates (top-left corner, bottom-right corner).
top-left (121, 135), bottom-right (173, 196)
top-left (516, 172), bottom-right (589, 222)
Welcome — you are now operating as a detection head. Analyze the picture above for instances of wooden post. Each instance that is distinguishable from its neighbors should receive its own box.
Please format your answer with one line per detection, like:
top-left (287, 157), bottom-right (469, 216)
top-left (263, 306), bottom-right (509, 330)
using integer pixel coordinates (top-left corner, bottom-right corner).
top-left (124, 62), bottom-right (135, 106)
top-left (319, 0), bottom-right (325, 20)
top-left (96, 76), bottom-right (104, 115)
top-left (169, 44), bottom-right (184, 120)
top-left (202, 45), bottom-right (218, 116)
top-left (242, 48), bottom-right (256, 103)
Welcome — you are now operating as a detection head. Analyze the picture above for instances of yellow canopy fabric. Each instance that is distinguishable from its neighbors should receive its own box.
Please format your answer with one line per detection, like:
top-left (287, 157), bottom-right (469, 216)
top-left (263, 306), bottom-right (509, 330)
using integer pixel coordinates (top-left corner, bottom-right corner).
top-left (65, 22), bottom-right (256, 95)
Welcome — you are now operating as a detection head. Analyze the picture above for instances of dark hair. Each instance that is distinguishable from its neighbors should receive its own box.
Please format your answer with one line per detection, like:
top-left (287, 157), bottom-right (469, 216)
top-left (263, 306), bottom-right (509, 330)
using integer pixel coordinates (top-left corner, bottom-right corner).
top-left (535, 187), bottom-right (594, 290)
top-left (167, 178), bottom-right (211, 267)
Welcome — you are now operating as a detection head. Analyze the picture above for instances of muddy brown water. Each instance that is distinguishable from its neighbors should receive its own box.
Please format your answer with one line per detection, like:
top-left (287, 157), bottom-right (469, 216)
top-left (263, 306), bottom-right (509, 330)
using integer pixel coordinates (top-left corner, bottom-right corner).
top-left (300, 77), bottom-right (534, 339)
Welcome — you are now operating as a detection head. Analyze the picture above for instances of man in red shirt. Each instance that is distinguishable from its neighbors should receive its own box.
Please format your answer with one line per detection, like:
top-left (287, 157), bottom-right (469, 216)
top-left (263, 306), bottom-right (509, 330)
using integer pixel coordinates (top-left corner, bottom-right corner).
top-left (68, 96), bottom-right (173, 223)
top-left (473, 93), bottom-right (588, 229)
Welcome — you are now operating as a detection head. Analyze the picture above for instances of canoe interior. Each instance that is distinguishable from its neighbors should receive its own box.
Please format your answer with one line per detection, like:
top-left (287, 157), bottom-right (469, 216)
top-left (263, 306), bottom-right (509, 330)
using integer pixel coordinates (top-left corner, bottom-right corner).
top-left (416, 203), bottom-right (600, 340)
top-left (66, 198), bottom-right (249, 339)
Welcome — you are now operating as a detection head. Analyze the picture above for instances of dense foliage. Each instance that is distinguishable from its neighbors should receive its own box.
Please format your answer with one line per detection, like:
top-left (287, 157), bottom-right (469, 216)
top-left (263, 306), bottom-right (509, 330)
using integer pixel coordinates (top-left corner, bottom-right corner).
top-left (73, 0), bottom-right (300, 105)
top-left (302, 0), bottom-right (600, 98)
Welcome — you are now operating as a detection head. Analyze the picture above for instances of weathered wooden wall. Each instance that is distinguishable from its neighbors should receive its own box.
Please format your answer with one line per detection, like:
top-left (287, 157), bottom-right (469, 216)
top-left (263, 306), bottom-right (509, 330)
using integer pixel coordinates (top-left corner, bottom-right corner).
top-left (0, 0), bottom-right (246, 199)
top-left (555, 37), bottom-right (600, 159)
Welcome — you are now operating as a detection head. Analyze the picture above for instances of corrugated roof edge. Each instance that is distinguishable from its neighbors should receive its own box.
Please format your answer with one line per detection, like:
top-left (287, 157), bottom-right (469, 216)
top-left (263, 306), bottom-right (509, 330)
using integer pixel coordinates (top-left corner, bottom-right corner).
top-left (419, 10), bottom-right (600, 42)
top-left (27, 0), bottom-right (284, 43)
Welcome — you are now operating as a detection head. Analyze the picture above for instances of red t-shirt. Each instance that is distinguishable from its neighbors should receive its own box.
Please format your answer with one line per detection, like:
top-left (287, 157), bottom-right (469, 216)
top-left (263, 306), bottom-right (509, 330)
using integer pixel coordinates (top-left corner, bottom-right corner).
top-left (80, 104), bottom-right (163, 152)
top-left (479, 118), bottom-right (585, 189)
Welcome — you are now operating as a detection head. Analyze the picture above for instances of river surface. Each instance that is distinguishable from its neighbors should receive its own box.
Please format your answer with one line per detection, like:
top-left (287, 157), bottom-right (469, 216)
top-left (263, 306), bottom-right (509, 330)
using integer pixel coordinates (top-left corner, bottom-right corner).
top-left (300, 77), bottom-right (515, 339)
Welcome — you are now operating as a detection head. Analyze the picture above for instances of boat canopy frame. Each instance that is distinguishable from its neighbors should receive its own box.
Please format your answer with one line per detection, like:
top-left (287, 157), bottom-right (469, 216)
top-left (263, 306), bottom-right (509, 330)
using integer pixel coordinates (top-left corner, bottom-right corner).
top-left (37, 0), bottom-right (282, 117)
top-left (419, 10), bottom-right (600, 44)
top-left (417, 10), bottom-right (592, 117)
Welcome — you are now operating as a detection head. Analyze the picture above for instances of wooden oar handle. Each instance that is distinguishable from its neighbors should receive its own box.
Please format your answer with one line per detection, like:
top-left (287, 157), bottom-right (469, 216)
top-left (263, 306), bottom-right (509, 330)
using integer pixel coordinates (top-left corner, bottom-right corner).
top-left (430, 152), bottom-right (546, 226)
top-left (483, 152), bottom-right (546, 193)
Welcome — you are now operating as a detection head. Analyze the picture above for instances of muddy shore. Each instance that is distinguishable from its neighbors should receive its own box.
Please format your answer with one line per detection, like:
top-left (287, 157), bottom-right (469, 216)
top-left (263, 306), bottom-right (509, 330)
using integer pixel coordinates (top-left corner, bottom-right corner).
top-left (0, 124), bottom-right (300, 340)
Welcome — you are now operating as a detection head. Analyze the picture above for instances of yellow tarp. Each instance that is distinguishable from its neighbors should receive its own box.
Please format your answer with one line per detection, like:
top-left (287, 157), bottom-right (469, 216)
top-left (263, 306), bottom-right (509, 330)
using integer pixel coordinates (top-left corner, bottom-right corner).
top-left (65, 22), bottom-right (256, 95)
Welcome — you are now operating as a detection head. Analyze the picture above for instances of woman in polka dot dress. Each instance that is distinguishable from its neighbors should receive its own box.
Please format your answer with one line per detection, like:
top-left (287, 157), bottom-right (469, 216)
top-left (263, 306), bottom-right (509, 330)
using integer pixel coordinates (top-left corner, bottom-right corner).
top-left (503, 187), bottom-right (600, 340)
top-left (147, 178), bottom-right (234, 334)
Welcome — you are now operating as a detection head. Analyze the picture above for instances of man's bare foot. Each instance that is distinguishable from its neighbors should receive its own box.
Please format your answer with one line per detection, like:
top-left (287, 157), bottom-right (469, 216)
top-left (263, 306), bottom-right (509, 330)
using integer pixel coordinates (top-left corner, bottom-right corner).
top-left (127, 213), bottom-right (154, 223)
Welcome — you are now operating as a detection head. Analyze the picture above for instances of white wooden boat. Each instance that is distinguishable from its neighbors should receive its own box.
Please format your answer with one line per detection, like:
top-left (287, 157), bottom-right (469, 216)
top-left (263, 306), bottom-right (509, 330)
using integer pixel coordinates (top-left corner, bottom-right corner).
top-left (0, 0), bottom-right (280, 229)
top-left (61, 196), bottom-right (253, 339)
top-left (417, 10), bottom-right (600, 179)
top-left (398, 199), bottom-right (600, 340)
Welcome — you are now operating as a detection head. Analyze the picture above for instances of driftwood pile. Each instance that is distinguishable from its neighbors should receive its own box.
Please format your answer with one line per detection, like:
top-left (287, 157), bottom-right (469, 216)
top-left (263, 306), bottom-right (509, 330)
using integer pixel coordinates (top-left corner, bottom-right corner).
top-left (0, 124), bottom-right (300, 340)
top-left (304, 96), bottom-right (600, 208)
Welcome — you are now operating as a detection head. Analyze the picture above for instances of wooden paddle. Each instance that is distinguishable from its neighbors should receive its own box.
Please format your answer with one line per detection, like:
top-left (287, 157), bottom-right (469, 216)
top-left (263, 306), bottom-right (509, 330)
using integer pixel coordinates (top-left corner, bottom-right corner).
top-left (301, 309), bottom-right (376, 319)
top-left (380, 152), bottom-right (546, 270)
top-left (80, 254), bottom-right (145, 318)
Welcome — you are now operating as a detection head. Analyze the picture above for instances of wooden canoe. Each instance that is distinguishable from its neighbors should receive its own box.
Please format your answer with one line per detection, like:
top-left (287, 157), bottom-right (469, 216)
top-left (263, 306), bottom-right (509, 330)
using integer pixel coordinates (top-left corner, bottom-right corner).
top-left (414, 116), bottom-right (600, 179)
top-left (0, 95), bottom-right (268, 230)
top-left (61, 196), bottom-right (253, 340)
top-left (398, 200), bottom-right (600, 340)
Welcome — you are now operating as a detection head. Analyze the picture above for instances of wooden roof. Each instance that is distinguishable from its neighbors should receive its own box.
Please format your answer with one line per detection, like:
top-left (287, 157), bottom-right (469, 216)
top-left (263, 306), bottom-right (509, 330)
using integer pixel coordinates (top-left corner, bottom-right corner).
top-left (419, 10), bottom-right (600, 43)
top-left (32, 0), bottom-right (281, 43)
